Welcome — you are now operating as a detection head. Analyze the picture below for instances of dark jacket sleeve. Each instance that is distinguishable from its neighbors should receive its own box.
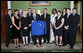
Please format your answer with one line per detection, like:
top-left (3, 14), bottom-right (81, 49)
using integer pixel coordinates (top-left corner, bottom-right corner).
top-left (36, 14), bottom-right (40, 21)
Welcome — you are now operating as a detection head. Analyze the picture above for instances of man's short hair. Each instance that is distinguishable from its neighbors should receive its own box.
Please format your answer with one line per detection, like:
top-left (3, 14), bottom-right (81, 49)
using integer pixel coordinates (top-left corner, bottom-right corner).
top-left (44, 8), bottom-right (47, 10)
top-left (8, 9), bottom-right (12, 11)
top-left (72, 8), bottom-right (77, 10)
top-left (28, 8), bottom-right (31, 10)
top-left (67, 8), bottom-right (71, 11)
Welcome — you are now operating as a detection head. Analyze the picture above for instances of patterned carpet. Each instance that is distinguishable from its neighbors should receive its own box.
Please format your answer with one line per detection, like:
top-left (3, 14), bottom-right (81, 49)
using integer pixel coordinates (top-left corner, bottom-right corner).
top-left (1, 42), bottom-right (82, 52)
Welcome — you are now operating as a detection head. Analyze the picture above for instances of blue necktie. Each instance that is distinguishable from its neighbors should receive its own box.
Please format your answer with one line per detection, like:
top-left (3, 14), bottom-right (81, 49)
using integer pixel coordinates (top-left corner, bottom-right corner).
top-left (20, 13), bottom-right (22, 17)
top-left (73, 13), bottom-right (75, 16)
top-left (9, 14), bottom-right (11, 18)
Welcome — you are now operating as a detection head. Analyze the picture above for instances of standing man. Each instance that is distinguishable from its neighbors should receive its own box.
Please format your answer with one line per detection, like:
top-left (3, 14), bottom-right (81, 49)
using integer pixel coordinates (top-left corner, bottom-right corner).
top-left (63, 8), bottom-right (73, 47)
top-left (63, 8), bottom-right (80, 49)
top-left (4, 9), bottom-right (13, 47)
top-left (18, 9), bottom-right (23, 17)
top-left (27, 8), bottom-right (33, 44)
top-left (31, 9), bottom-right (40, 46)
top-left (69, 8), bottom-right (80, 49)
top-left (41, 8), bottom-right (50, 43)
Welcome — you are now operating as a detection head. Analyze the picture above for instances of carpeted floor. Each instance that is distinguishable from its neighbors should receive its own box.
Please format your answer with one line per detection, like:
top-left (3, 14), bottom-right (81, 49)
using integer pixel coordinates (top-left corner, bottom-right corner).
top-left (1, 42), bottom-right (82, 52)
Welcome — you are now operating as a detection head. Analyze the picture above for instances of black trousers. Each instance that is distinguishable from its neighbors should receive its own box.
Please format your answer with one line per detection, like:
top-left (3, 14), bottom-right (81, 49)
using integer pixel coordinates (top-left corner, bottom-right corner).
top-left (43, 27), bottom-right (50, 43)
top-left (63, 28), bottom-right (78, 47)
top-left (28, 27), bottom-right (31, 43)
top-left (5, 28), bottom-right (12, 45)
top-left (32, 35), bottom-right (42, 45)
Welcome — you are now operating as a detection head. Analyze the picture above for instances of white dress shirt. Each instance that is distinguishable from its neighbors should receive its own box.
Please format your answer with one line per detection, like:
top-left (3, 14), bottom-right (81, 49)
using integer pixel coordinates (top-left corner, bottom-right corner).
top-left (50, 14), bottom-right (57, 25)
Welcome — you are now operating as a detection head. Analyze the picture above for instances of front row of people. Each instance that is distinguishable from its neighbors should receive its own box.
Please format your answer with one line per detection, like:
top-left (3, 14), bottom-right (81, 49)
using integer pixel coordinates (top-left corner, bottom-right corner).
top-left (4, 8), bottom-right (80, 49)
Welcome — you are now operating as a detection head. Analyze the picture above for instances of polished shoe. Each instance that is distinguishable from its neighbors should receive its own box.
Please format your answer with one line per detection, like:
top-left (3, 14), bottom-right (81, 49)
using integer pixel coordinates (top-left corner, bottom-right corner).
top-left (47, 41), bottom-right (49, 43)
top-left (36, 44), bottom-right (40, 47)
top-left (24, 44), bottom-right (26, 46)
top-left (17, 45), bottom-right (20, 47)
top-left (40, 45), bottom-right (43, 47)
top-left (58, 44), bottom-right (62, 46)
top-left (26, 44), bottom-right (29, 45)
top-left (15, 46), bottom-right (17, 48)
top-left (6, 44), bottom-right (9, 47)
top-left (43, 41), bottom-right (46, 43)
top-left (62, 44), bottom-right (67, 46)
top-left (70, 46), bottom-right (73, 49)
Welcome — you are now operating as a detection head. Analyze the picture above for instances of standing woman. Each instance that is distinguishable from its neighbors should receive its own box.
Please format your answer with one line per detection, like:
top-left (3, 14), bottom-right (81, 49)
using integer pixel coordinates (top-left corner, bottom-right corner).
top-left (62, 8), bottom-right (67, 43)
top-left (62, 8), bottom-right (67, 18)
top-left (54, 10), bottom-right (64, 46)
top-left (11, 9), bottom-right (21, 48)
top-left (50, 8), bottom-right (57, 43)
top-left (21, 11), bottom-right (29, 46)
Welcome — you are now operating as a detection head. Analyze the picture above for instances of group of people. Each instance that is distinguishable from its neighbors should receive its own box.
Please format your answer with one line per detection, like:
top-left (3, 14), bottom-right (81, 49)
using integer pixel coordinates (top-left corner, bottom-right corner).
top-left (4, 7), bottom-right (80, 49)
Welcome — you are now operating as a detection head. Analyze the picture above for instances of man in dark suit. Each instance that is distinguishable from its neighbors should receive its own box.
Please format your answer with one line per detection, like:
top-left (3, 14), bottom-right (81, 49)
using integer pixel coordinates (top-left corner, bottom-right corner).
top-left (32, 9), bottom-right (40, 21)
top-left (27, 8), bottom-right (33, 44)
top-left (18, 9), bottom-right (23, 17)
top-left (4, 9), bottom-right (13, 47)
top-left (69, 8), bottom-right (80, 49)
top-left (63, 8), bottom-right (73, 47)
top-left (63, 8), bottom-right (80, 49)
top-left (31, 9), bottom-right (41, 45)
top-left (40, 8), bottom-right (50, 43)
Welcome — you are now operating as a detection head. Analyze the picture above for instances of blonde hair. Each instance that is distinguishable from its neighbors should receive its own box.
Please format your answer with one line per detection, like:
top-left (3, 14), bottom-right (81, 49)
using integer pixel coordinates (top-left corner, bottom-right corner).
top-left (23, 10), bottom-right (27, 17)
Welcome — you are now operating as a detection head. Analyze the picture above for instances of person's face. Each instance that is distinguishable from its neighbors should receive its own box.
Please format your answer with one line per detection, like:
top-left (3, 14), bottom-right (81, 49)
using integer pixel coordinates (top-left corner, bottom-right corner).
top-left (63, 9), bottom-right (66, 13)
top-left (19, 9), bottom-right (23, 13)
top-left (28, 9), bottom-right (31, 13)
top-left (73, 9), bottom-right (76, 13)
top-left (53, 10), bottom-right (56, 14)
top-left (44, 9), bottom-right (47, 13)
top-left (57, 12), bottom-right (61, 16)
top-left (32, 9), bottom-right (36, 14)
top-left (15, 11), bottom-right (18, 15)
top-left (26, 11), bottom-right (28, 13)
top-left (8, 10), bottom-right (12, 14)
top-left (67, 10), bottom-right (71, 14)
top-left (23, 11), bottom-right (26, 15)
top-left (23, 11), bottom-right (27, 16)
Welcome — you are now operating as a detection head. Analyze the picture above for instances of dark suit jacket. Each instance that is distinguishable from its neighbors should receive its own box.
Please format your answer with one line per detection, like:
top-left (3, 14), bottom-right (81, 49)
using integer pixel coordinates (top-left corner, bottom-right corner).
top-left (64, 14), bottom-right (73, 27)
top-left (64, 13), bottom-right (80, 30)
top-left (40, 13), bottom-right (50, 28)
top-left (27, 13), bottom-right (33, 24)
top-left (4, 14), bottom-right (13, 31)
top-left (71, 13), bottom-right (80, 29)
top-left (62, 13), bottom-right (67, 20)
top-left (18, 13), bottom-right (23, 17)
top-left (32, 13), bottom-right (40, 21)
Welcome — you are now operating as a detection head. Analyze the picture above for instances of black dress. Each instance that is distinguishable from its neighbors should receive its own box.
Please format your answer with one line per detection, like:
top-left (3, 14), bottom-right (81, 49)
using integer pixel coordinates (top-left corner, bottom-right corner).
top-left (21, 17), bottom-right (29, 36)
top-left (12, 16), bottom-right (21, 38)
top-left (55, 16), bottom-right (63, 36)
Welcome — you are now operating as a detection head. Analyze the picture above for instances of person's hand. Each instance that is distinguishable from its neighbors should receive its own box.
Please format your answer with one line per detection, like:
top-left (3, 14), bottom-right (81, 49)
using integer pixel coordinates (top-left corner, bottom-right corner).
top-left (32, 20), bottom-right (34, 23)
top-left (64, 26), bottom-right (68, 30)
top-left (24, 27), bottom-right (28, 30)
top-left (55, 27), bottom-right (59, 30)
top-left (17, 27), bottom-right (20, 30)
top-left (10, 25), bottom-right (12, 28)
top-left (29, 24), bottom-right (31, 27)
